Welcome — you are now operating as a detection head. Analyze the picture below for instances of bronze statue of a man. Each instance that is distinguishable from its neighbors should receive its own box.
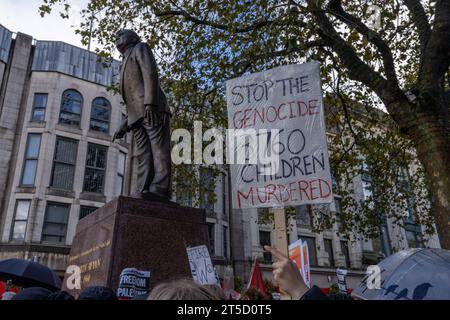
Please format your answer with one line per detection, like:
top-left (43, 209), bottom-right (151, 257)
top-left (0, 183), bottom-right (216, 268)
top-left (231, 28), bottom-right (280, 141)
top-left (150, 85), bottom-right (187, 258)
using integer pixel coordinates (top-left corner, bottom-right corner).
top-left (113, 29), bottom-right (171, 200)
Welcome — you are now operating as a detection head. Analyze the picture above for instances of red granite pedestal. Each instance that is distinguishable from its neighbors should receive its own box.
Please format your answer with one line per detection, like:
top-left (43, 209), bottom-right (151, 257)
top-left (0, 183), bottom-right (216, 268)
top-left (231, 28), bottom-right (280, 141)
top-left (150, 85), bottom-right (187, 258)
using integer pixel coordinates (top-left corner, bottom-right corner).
top-left (62, 196), bottom-right (209, 297)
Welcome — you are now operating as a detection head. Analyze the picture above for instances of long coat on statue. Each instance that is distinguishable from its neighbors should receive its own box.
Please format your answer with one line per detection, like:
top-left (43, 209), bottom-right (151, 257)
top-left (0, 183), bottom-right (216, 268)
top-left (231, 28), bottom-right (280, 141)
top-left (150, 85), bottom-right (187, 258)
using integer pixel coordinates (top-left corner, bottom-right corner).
top-left (119, 42), bottom-right (172, 198)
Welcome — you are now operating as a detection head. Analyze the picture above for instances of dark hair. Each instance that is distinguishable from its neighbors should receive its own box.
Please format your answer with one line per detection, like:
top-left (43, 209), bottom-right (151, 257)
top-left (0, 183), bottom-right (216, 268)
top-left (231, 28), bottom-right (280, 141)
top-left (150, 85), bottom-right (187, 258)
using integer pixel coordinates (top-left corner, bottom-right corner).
top-left (47, 290), bottom-right (75, 300)
top-left (12, 287), bottom-right (52, 300)
top-left (78, 286), bottom-right (117, 301)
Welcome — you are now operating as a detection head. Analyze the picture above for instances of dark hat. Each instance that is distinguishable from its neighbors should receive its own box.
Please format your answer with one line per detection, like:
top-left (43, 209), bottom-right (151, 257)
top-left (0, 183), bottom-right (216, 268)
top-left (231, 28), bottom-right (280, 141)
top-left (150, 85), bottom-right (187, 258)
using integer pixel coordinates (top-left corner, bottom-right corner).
top-left (12, 287), bottom-right (52, 300)
top-left (78, 286), bottom-right (117, 301)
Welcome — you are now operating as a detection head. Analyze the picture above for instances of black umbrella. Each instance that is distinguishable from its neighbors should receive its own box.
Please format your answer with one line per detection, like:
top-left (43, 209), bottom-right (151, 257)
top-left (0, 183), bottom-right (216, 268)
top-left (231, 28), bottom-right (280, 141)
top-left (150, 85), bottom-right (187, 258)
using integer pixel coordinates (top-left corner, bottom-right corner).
top-left (352, 248), bottom-right (450, 300)
top-left (0, 259), bottom-right (61, 291)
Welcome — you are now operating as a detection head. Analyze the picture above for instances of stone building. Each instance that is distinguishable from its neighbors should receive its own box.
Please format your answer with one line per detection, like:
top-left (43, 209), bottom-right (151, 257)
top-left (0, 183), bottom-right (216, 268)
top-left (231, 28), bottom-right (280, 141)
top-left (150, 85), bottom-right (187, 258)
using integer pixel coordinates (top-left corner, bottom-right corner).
top-left (0, 24), bottom-right (441, 289)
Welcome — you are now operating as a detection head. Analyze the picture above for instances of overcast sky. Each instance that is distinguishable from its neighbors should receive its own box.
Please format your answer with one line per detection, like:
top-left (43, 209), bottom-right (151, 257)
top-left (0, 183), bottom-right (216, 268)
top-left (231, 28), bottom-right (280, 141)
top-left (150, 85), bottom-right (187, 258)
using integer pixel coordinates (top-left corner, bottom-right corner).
top-left (0, 0), bottom-right (89, 48)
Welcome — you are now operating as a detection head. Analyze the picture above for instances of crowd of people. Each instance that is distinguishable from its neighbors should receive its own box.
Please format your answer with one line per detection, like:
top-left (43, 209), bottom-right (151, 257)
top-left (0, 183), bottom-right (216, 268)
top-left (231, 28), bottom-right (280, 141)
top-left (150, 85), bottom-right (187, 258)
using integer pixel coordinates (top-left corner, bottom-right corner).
top-left (2, 246), bottom-right (340, 301)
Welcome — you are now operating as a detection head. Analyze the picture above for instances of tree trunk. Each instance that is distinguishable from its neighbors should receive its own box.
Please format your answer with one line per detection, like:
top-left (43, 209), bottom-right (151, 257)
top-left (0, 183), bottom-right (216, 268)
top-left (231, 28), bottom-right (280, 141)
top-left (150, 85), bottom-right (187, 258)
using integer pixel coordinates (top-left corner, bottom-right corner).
top-left (411, 114), bottom-right (450, 249)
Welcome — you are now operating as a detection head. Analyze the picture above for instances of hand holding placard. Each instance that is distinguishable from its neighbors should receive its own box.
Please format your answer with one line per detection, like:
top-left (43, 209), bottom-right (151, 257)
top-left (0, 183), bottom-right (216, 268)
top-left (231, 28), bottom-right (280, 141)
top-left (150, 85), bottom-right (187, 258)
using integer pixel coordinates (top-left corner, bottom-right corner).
top-left (264, 245), bottom-right (308, 300)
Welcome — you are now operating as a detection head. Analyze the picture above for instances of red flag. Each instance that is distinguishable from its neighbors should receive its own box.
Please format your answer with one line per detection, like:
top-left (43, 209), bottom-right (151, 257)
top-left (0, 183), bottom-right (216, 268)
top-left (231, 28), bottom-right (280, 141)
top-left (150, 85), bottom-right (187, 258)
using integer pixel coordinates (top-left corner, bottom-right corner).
top-left (247, 257), bottom-right (268, 296)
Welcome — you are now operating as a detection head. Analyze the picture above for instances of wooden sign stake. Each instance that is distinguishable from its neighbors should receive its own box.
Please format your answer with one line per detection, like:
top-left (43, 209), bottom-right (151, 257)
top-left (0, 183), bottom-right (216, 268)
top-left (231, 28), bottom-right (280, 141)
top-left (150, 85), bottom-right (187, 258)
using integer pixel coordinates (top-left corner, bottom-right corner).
top-left (271, 207), bottom-right (291, 300)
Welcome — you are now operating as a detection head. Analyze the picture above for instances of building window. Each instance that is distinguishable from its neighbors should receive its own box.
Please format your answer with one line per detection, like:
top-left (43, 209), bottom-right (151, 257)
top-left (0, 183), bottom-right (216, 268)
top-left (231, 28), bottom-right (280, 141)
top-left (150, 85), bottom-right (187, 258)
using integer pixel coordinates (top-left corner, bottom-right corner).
top-left (90, 97), bottom-right (110, 133)
top-left (223, 226), bottom-right (228, 259)
top-left (21, 134), bottom-right (41, 186)
top-left (31, 93), bottom-right (48, 122)
top-left (340, 241), bottom-right (351, 268)
top-left (176, 187), bottom-right (192, 207)
top-left (115, 152), bottom-right (126, 196)
top-left (299, 236), bottom-right (318, 266)
top-left (295, 205), bottom-right (312, 228)
top-left (59, 89), bottom-right (82, 126)
top-left (405, 223), bottom-right (423, 248)
top-left (380, 219), bottom-right (392, 256)
top-left (333, 197), bottom-right (344, 232)
top-left (259, 230), bottom-right (272, 263)
top-left (42, 202), bottom-right (70, 243)
top-left (119, 113), bottom-right (128, 142)
top-left (10, 200), bottom-right (31, 241)
top-left (50, 137), bottom-right (78, 190)
top-left (324, 238), bottom-right (335, 267)
top-left (83, 143), bottom-right (107, 193)
top-left (79, 206), bottom-right (97, 220)
top-left (207, 223), bottom-right (215, 256)
top-left (199, 169), bottom-right (215, 215)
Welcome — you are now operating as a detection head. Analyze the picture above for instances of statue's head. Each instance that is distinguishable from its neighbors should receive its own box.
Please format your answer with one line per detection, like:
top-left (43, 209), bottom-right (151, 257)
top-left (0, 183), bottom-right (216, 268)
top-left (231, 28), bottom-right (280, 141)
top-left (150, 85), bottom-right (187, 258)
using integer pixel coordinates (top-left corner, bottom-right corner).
top-left (115, 29), bottom-right (141, 54)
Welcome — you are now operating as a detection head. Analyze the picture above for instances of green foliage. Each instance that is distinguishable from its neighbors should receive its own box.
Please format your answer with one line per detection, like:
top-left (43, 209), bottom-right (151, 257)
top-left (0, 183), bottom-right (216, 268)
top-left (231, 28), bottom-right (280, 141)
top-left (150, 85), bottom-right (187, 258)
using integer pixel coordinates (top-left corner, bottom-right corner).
top-left (234, 276), bottom-right (244, 293)
top-left (38, 0), bottom-right (438, 241)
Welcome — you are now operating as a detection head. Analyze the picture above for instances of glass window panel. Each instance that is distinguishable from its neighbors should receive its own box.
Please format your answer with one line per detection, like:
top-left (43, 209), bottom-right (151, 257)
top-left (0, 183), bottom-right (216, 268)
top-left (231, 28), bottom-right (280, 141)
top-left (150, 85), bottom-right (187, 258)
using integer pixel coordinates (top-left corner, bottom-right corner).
top-left (340, 241), bottom-right (350, 268)
top-left (15, 200), bottom-right (30, 220)
top-left (12, 221), bottom-right (27, 240)
top-left (362, 180), bottom-right (372, 199)
top-left (26, 134), bottom-right (41, 158)
top-left (63, 90), bottom-right (82, 101)
top-left (96, 148), bottom-right (107, 168)
top-left (334, 197), bottom-right (342, 213)
top-left (79, 206), bottom-right (97, 219)
top-left (55, 139), bottom-right (77, 164)
top-left (91, 105), bottom-right (110, 121)
top-left (51, 163), bottom-right (75, 189)
top-left (260, 231), bottom-right (272, 263)
top-left (223, 226), bottom-right (228, 258)
top-left (118, 152), bottom-right (126, 175)
top-left (90, 119), bottom-right (109, 133)
top-left (299, 236), bottom-right (318, 266)
top-left (46, 205), bottom-right (69, 223)
top-left (324, 239), bottom-right (334, 267)
top-left (42, 235), bottom-right (63, 243)
top-left (207, 223), bottom-right (215, 255)
top-left (296, 205), bottom-right (312, 228)
top-left (93, 98), bottom-right (110, 107)
top-left (115, 175), bottom-right (123, 196)
top-left (83, 168), bottom-right (105, 193)
top-left (32, 109), bottom-right (45, 121)
top-left (59, 112), bottom-right (81, 126)
top-left (42, 223), bottom-right (67, 236)
top-left (86, 144), bottom-right (107, 169)
top-left (61, 100), bottom-right (82, 114)
top-left (34, 94), bottom-right (47, 108)
top-left (42, 203), bottom-right (69, 243)
top-left (21, 160), bottom-right (38, 185)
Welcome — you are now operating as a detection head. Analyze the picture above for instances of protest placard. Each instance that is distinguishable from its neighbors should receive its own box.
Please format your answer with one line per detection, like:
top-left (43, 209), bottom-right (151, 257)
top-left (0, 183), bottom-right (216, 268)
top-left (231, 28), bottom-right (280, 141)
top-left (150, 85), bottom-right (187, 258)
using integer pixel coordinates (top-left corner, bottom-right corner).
top-left (186, 245), bottom-right (218, 285)
top-left (336, 268), bottom-right (348, 294)
top-left (288, 239), bottom-right (311, 288)
top-left (226, 62), bottom-right (332, 209)
top-left (116, 268), bottom-right (151, 299)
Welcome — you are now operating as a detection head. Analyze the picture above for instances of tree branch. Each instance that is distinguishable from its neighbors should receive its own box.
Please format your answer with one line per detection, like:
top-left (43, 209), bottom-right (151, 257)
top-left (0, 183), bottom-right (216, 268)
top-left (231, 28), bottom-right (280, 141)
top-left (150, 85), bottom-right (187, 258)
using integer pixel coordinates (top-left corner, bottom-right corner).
top-left (326, 0), bottom-right (398, 84)
top-left (403, 0), bottom-right (431, 50)
top-left (154, 8), bottom-right (274, 33)
top-left (234, 40), bottom-right (324, 75)
top-left (418, 0), bottom-right (450, 109)
top-left (307, 2), bottom-right (406, 105)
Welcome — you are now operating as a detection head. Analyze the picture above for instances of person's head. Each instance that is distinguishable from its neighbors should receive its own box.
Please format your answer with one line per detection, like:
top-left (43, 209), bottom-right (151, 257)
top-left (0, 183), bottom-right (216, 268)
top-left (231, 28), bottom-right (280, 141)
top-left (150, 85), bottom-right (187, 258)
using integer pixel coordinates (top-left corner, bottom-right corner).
top-left (12, 287), bottom-right (52, 300)
top-left (148, 279), bottom-right (220, 300)
top-left (115, 29), bottom-right (141, 54)
top-left (47, 290), bottom-right (75, 300)
top-left (78, 286), bottom-right (117, 301)
top-left (204, 284), bottom-right (227, 300)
